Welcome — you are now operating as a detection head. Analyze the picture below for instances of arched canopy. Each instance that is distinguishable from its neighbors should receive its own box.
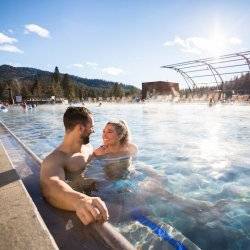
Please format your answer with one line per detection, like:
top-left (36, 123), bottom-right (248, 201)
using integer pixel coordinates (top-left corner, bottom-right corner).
top-left (161, 51), bottom-right (250, 90)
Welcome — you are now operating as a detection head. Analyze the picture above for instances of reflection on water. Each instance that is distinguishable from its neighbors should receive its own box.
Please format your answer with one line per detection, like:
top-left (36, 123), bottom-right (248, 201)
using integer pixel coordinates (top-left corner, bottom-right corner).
top-left (1, 103), bottom-right (250, 249)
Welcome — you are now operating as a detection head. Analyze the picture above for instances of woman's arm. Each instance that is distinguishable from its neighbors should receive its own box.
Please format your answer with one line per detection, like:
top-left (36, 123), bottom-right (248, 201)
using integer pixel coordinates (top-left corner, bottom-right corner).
top-left (93, 145), bottom-right (106, 156)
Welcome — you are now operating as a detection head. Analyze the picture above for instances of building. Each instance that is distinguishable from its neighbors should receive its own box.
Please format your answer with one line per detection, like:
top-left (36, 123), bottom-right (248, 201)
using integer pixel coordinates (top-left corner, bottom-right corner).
top-left (141, 81), bottom-right (179, 100)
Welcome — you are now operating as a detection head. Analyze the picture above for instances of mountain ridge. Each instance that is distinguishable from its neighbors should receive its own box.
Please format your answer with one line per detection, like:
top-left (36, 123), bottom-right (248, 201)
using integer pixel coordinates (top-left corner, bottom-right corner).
top-left (0, 64), bottom-right (139, 91)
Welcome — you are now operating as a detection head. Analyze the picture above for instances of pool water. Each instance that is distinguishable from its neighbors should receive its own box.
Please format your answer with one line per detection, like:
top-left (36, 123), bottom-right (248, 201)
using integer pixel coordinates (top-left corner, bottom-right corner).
top-left (1, 103), bottom-right (249, 249)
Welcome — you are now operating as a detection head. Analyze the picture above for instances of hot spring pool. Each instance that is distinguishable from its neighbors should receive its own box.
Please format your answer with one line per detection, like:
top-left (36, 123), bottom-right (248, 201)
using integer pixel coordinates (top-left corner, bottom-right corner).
top-left (0, 103), bottom-right (249, 249)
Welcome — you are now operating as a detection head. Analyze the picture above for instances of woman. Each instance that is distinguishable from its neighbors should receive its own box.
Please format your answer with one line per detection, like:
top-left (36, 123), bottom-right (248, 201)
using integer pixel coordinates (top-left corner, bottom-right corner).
top-left (79, 120), bottom-right (142, 223)
top-left (93, 120), bottom-right (138, 179)
top-left (68, 119), bottom-right (137, 192)
top-left (94, 120), bottom-right (137, 157)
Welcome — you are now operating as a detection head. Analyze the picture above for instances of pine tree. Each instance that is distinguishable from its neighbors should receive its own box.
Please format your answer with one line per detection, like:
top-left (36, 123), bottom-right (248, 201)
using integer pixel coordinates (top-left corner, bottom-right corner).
top-left (52, 80), bottom-right (64, 98)
top-left (88, 88), bottom-right (97, 98)
top-left (101, 89), bottom-right (108, 99)
top-left (243, 72), bottom-right (250, 94)
top-left (61, 74), bottom-right (75, 101)
top-left (32, 75), bottom-right (43, 98)
top-left (74, 86), bottom-right (86, 100)
top-left (0, 83), bottom-right (10, 100)
top-left (52, 66), bottom-right (60, 83)
top-left (125, 86), bottom-right (138, 97)
top-left (21, 84), bottom-right (32, 100)
top-left (9, 79), bottom-right (22, 97)
top-left (51, 67), bottom-right (63, 98)
top-left (80, 87), bottom-right (87, 99)
top-left (110, 83), bottom-right (124, 97)
top-left (42, 84), bottom-right (54, 98)
top-left (61, 73), bottom-right (69, 97)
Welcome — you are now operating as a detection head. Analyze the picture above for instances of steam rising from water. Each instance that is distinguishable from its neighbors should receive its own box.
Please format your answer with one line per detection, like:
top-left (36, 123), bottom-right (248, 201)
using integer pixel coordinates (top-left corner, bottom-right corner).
top-left (1, 103), bottom-right (249, 249)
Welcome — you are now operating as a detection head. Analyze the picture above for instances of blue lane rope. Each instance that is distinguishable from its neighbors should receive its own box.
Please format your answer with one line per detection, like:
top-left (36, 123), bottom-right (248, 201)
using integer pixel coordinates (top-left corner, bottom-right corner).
top-left (131, 211), bottom-right (188, 250)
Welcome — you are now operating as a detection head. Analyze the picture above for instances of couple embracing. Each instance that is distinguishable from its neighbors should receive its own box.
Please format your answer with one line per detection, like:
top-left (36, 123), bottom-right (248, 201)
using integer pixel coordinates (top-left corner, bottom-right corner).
top-left (40, 106), bottom-right (137, 225)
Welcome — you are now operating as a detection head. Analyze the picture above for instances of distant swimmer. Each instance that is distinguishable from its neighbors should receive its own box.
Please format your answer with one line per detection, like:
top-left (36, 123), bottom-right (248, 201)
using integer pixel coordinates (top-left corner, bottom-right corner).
top-left (21, 102), bottom-right (27, 110)
top-left (0, 105), bottom-right (8, 112)
top-left (27, 104), bottom-right (36, 109)
top-left (208, 97), bottom-right (215, 107)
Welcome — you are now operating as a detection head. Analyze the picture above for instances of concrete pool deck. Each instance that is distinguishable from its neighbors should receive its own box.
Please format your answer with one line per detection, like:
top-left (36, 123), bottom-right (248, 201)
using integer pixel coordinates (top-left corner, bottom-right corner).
top-left (0, 142), bottom-right (58, 250)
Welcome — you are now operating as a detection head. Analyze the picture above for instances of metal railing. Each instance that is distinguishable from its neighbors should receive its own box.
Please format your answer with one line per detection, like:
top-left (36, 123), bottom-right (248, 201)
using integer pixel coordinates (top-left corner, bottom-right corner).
top-left (161, 50), bottom-right (250, 90)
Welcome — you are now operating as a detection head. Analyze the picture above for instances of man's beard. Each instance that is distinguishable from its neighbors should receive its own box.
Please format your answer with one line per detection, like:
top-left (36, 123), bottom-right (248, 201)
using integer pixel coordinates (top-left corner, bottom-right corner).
top-left (81, 134), bottom-right (90, 145)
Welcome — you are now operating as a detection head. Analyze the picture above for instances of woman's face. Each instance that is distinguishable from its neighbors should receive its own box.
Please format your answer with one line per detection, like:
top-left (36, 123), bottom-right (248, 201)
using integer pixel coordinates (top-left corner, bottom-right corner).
top-left (102, 124), bottom-right (119, 146)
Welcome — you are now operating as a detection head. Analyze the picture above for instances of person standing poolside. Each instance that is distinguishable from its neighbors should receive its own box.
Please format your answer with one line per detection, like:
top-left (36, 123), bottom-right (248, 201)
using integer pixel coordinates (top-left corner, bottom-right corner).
top-left (40, 106), bottom-right (109, 225)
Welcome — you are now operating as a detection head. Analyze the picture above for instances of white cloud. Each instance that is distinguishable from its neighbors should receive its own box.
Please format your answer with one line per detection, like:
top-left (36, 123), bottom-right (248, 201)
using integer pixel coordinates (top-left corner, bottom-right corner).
top-left (24, 24), bottom-right (50, 38)
top-left (102, 67), bottom-right (124, 76)
top-left (71, 62), bottom-right (98, 69)
top-left (164, 36), bottom-right (242, 55)
top-left (46, 64), bottom-right (54, 70)
top-left (8, 29), bottom-right (14, 34)
top-left (73, 63), bottom-right (84, 68)
top-left (0, 32), bottom-right (17, 44)
top-left (0, 32), bottom-right (23, 53)
top-left (0, 44), bottom-right (23, 53)
top-left (7, 62), bottom-right (21, 67)
top-left (86, 62), bottom-right (98, 67)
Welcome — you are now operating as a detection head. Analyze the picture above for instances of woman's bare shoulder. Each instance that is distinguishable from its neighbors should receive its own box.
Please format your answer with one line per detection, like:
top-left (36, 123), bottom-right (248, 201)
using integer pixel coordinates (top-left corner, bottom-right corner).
top-left (127, 143), bottom-right (138, 155)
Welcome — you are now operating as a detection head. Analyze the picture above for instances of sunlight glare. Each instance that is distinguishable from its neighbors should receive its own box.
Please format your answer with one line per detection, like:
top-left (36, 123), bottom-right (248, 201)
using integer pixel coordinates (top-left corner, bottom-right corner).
top-left (207, 34), bottom-right (227, 57)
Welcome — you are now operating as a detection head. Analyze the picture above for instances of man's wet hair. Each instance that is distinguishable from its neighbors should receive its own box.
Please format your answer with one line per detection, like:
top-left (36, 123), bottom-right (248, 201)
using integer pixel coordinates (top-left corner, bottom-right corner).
top-left (63, 106), bottom-right (92, 130)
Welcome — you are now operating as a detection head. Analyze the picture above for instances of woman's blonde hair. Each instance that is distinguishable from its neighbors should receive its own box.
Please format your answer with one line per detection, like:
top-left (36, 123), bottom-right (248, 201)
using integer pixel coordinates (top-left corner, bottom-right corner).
top-left (107, 120), bottom-right (130, 145)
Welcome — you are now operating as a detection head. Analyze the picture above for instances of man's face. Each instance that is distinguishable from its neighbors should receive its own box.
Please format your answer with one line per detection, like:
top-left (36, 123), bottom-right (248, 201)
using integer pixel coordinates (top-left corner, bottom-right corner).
top-left (80, 116), bottom-right (94, 144)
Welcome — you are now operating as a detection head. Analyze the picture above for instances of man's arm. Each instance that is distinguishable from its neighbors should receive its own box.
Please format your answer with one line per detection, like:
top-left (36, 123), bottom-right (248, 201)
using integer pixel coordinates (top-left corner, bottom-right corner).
top-left (40, 153), bottom-right (109, 225)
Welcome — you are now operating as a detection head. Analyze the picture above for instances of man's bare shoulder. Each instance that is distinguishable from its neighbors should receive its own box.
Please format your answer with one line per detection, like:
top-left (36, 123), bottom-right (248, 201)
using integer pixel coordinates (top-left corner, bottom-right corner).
top-left (40, 149), bottom-right (67, 182)
top-left (42, 149), bottom-right (67, 168)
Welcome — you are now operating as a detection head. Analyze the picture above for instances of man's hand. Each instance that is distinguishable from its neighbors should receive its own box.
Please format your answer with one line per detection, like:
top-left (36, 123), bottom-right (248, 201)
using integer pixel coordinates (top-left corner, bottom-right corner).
top-left (75, 196), bottom-right (109, 225)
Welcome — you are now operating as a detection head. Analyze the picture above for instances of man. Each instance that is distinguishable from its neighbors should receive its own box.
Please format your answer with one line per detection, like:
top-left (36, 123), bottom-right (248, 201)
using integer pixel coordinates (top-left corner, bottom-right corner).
top-left (40, 106), bottom-right (109, 225)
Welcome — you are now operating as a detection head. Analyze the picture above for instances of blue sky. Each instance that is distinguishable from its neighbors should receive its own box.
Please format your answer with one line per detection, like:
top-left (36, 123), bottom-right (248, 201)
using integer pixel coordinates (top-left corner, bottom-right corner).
top-left (0, 0), bottom-right (249, 88)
